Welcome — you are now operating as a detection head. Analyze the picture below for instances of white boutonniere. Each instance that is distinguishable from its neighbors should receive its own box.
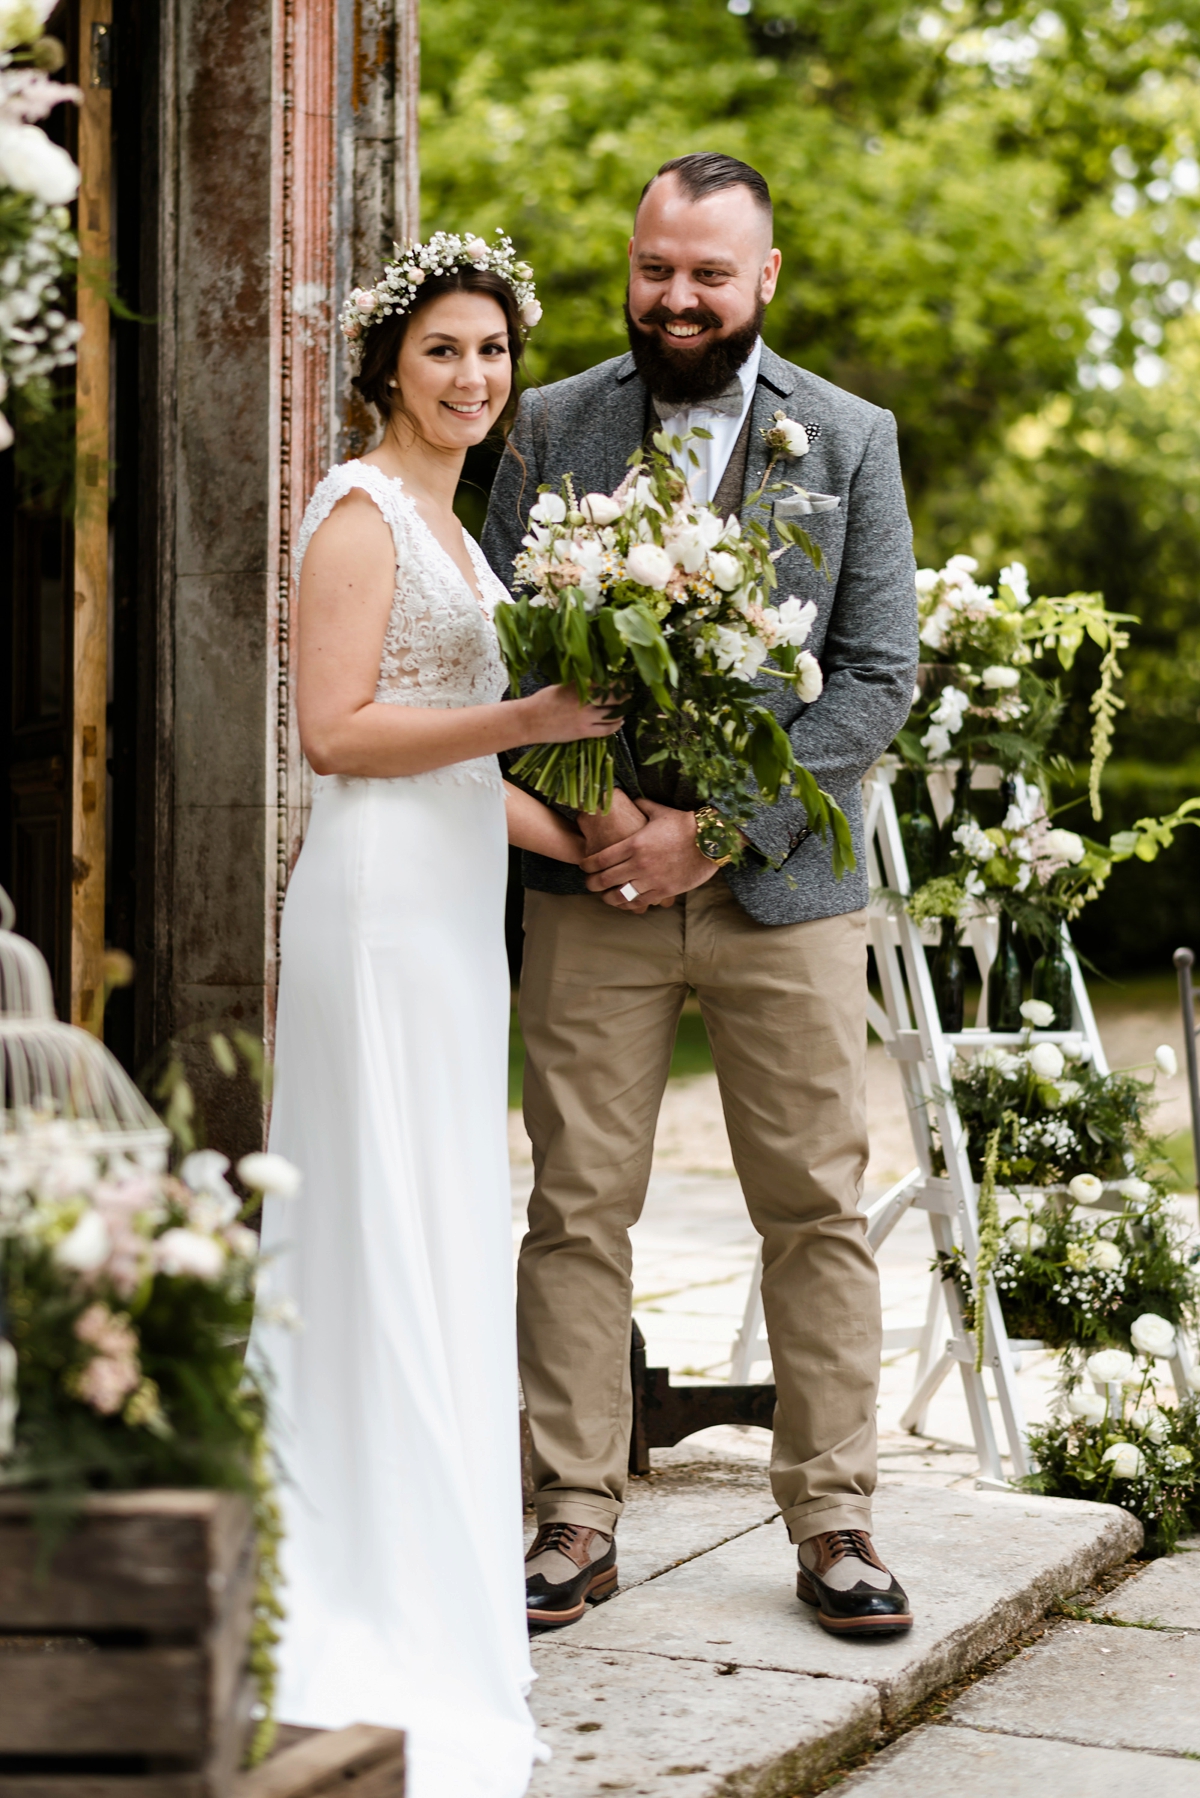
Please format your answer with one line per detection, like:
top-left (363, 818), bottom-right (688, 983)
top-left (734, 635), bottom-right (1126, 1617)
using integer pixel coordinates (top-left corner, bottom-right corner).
top-left (762, 410), bottom-right (810, 458)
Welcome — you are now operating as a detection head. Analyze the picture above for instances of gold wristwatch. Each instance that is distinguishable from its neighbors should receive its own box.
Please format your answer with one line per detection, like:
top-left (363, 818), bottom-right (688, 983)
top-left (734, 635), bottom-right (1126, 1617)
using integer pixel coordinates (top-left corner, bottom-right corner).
top-left (694, 806), bottom-right (742, 867)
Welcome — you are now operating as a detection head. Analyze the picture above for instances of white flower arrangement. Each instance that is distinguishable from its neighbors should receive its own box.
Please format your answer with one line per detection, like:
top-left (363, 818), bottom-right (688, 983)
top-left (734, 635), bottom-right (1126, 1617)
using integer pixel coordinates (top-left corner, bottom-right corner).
top-left (338, 228), bottom-right (539, 371)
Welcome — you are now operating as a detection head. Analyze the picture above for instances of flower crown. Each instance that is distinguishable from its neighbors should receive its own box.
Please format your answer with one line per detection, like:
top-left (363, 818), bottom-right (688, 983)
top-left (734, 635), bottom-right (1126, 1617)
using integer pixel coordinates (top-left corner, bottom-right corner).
top-left (339, 228), bottom-right (540, 371)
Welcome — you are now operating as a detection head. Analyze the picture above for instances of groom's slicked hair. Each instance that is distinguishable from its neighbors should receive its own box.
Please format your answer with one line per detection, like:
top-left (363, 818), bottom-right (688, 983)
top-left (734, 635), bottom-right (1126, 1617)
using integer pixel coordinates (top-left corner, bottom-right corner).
top-left (639, 152), bottom-right (772, 221)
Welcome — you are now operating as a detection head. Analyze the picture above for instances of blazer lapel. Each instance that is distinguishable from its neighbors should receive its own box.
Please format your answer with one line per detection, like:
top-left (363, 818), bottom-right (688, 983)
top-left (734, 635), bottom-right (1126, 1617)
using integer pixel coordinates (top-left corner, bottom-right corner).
top-left (741, 343), bottom-right (797, 521)
top-left (599, 353), bottom-right (650, 496)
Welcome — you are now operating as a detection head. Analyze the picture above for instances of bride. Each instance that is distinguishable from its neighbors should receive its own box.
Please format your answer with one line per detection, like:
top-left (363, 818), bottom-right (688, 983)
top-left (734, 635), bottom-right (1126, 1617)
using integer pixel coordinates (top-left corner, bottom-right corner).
top-left (251, 233), bottom-right (618, 1796)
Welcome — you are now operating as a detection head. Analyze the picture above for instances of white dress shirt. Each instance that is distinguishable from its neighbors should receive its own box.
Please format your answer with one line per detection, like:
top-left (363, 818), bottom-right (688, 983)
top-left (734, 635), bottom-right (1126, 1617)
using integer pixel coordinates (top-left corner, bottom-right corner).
top-left (655, 337), bottom-right (762, 507)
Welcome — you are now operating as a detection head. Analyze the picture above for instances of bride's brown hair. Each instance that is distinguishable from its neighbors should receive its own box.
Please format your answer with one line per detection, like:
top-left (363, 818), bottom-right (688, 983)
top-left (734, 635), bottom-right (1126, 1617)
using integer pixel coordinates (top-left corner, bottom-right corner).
top-left (351, 265), bottom-right (526, 431)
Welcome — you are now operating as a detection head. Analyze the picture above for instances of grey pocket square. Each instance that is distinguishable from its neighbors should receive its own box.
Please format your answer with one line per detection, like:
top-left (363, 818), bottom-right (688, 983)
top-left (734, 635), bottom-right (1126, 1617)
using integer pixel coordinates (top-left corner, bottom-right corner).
top-left (775, 490), bottom-right (840, 518)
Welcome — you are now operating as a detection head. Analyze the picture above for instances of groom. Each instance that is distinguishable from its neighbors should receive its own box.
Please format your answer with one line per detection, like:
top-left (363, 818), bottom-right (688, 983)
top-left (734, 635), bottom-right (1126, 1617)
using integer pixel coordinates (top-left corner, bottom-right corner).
top-left (482, 153), bottom-right (919, 1637)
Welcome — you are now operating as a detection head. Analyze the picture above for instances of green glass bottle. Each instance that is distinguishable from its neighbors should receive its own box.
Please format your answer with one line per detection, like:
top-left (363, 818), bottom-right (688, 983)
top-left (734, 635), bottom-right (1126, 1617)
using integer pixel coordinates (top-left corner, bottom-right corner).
top-left (1032, 934), bottom-right (1073, 1029)
top-left (936, 761), bottom-right (972, 876)
top-left (900, 788), bottom-right (937, 890)
top-left (933, 916), bottom-right (965, 1033)
top-left (987, 910), bottom-right (1024, 1032)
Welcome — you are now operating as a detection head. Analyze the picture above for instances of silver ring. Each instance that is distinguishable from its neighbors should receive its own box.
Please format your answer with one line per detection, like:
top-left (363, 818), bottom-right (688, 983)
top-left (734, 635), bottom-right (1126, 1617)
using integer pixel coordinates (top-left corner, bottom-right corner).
top-left (619, 882), bottom-right (640, 902)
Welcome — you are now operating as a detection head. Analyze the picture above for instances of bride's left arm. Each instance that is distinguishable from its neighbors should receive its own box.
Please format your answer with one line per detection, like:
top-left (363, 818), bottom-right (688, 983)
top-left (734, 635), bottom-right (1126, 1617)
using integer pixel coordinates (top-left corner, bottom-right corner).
top-left (504, 783), bottom-right (585, 863)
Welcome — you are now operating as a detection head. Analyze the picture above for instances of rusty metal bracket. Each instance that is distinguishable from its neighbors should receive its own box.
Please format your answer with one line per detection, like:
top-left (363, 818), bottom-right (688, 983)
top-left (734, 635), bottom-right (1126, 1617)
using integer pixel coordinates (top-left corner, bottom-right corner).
top-left (628, 1318), bottom-right (776, 1475)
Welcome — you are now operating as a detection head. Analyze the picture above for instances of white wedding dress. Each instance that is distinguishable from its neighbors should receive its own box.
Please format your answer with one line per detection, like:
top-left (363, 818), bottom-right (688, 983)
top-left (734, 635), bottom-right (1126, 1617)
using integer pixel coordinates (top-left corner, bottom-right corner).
top-left (252, 460), bottom-right (539, 1797)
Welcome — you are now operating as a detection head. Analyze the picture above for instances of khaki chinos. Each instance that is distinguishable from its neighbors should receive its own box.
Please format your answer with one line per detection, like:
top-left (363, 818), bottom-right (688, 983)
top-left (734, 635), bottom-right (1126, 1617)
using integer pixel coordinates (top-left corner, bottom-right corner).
top-left (516, 877), bottom-right (879, 1547)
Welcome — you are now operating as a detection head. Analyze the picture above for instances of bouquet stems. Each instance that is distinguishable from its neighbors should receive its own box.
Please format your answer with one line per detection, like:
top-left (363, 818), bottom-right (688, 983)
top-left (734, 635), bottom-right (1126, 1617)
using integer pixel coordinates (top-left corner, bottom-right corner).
top-left (509, 737), bottom-right (616, 815)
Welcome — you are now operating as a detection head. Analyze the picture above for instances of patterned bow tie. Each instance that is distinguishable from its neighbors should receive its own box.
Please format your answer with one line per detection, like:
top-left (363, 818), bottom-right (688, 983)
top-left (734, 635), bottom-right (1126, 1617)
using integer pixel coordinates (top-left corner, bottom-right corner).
top-left (652, 377), bottom-right (746, 422)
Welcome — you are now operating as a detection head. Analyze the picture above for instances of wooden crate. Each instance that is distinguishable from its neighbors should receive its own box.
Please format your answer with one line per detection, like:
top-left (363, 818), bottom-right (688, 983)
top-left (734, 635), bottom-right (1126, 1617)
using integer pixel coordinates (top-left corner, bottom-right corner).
top-left (0, 1489), bottom-right (257, 1796)
top-left (233, 1727), bottom-right (405, 1798)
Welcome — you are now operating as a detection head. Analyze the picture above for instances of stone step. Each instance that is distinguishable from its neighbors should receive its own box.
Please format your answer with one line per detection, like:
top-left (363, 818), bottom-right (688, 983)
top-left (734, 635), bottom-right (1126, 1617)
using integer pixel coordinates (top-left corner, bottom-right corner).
top-left (528, 1477), bottom-right (1141, 1797)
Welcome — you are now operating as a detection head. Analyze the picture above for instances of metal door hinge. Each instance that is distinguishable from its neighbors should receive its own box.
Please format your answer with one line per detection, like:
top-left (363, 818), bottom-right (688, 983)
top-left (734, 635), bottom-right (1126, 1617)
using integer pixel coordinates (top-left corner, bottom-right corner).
top-left (90, 20), bottom-right (113, 89)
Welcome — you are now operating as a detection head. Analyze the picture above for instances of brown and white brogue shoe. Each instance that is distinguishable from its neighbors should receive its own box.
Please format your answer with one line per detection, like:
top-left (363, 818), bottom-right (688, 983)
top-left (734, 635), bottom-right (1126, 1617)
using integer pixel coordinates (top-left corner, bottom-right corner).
top-left (525, 1522), bottom-right (618, 1629)
top-left (796, 1529), bottom-right (913, 1636)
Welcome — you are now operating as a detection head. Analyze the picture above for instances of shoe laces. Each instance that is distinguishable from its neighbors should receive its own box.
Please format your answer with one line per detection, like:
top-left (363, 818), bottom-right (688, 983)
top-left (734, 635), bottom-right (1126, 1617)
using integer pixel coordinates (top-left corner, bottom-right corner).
top-left (533, 1521), bottom-right (585, 1556)
top-left (824, 1528), bottom-right (874, 1565)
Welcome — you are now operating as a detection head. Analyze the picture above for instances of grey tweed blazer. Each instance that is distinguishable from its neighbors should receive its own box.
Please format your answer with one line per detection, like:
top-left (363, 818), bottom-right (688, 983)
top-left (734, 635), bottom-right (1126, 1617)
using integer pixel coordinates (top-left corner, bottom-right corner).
top-left (481, 343), bottom-right (918, 926)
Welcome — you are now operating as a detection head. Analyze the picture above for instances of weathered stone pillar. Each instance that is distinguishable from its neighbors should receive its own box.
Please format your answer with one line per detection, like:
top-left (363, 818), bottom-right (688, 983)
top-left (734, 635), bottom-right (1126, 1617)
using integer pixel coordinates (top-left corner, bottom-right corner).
top-left (160, 0), bottom-right (419, 1150)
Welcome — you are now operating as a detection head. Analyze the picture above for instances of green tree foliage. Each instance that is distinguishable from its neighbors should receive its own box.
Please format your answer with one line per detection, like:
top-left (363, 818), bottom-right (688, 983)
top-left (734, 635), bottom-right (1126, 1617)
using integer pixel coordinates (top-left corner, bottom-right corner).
top-left (422, 0), bottom-right (1200, 960)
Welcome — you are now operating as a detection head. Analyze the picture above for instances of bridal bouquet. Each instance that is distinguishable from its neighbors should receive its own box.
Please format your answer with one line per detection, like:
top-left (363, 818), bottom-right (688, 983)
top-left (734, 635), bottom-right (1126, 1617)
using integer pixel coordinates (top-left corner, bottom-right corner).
top-left (494, 432), bottom-right (854, 875)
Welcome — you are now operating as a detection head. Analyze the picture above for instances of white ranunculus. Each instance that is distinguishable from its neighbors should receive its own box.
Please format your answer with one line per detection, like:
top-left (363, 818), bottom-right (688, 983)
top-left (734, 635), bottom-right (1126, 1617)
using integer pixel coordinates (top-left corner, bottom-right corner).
top-left (1056, 1079), bottom-right (1083, 1103)
top-left (1131, 1407), bottom-right (1169, 1444)
top-left (1115, 1178), bottom-right (1153, 1203)
top-left (580, 492), bottom-right (621, 527)
top-left (1102, 1441), bottom-right (1145, 1479)
top-left (914, 567), bottom-right (939, 594)
top-left (1086, 1347), bottom-right (1134, 1384)
top-left (53, 1208), bottom-right (111, 1273)
top-left (981, 664), bottom-right (1020, 690)
top-left (774, 596), bottom-right (817, 648)
top-left (0, 123), bottom-right (79, 203)
top-left (1044, 829), bottom-right (1086, 864)
top-left (1068, 1173), bottom-right (1105, 1205)
top-left (1154, 1044), bottom-right (1178, 1078)
top-left (625, 541), bottom-right (675, 589)
top-left (1029, 1042), bottom-right (1065, 1081)
top-left (792, 650), bottom-right (823, 704)
top-left (947, 554), bottom-right (979, 574)
top-left (1130, 1313), bottom-right (1176, 1358)
top-left (1088, 1239), bottom-right (1122, 1272)
top-left (1020, 998), bottom-right (1055, 1028)
top-left (1066, 1390), bottom-right (1107, 1422)
top-left (529, 492), bottom-right (567, 526)
top-left (707, 550), bottom-right (742, 592)
top-left (156, 1227), bottom-right (227, 1283)
top-left (237, 1151), bottom-right (302, 1199)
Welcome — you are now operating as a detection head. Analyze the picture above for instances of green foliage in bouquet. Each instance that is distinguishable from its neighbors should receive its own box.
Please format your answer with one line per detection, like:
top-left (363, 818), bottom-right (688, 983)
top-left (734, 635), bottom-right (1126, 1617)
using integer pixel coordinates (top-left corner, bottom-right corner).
top-left (494, 430), bottom-right (855, 876)
top-left (938, 1193), bottom-right (1198, 1355)
top-left (1022, 1343), bottom-right (1200, 1556)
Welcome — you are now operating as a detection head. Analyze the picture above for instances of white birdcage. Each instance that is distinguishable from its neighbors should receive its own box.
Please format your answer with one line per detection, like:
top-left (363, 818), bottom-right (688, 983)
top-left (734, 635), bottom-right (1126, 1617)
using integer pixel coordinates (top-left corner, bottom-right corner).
top-left (0, 888), bottom-right (169, 1165)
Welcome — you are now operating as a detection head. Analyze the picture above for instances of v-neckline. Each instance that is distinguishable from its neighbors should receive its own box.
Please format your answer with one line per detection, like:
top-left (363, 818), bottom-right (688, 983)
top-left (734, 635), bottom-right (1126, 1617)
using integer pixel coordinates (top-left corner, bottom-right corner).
top-left (354, 461), bottom-right (492, 618)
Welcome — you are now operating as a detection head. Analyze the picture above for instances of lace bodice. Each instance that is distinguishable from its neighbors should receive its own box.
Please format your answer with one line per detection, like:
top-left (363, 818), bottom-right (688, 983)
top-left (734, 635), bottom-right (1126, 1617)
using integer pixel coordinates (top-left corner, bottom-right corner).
top-left (295, 461), bottom-right (512, 790)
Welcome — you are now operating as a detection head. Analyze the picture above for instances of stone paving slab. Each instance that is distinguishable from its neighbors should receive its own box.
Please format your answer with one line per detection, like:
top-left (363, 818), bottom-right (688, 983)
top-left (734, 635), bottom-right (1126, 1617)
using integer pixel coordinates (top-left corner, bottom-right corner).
top-left (834, 1722), bottom-right (1200, 1796)
top-left (527, 1644), bottom-right (879, 1798)
top-left (949, 1624), bottom-right (1200, 1755)
top-left (1104, 1545), bottom-right (1200, 1631)
top-left (541, 1484), bottom-right (1141, 1722)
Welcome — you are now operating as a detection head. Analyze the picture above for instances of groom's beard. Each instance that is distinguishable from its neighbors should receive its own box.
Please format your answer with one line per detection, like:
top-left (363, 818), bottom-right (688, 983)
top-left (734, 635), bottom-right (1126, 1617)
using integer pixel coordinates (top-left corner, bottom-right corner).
top-left (624, 293), bottom-right (765, 408)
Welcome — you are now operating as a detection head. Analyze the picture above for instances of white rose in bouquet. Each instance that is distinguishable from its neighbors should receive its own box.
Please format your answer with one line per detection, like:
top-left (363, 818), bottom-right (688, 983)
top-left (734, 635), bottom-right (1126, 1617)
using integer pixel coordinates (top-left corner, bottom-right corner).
top-left (1114, 1177), bottom-right (1153, 1203)
top-left (625, 542), bottom-right (675, 589)
top-left (981, 664), bottom-right (1020, 690)
top-left (580, 492), bottom-right (622, 527)
top-left (1102, 1441), bottom-right (1145, 1479)
top-left (793, 650), bottom-right (823, 703)
top-left (1129, 1313), bottom-right (1176, 1358)
top-left (1029, 1042), bottom-right (1064, 1080)
top-left (1066, 1390), bottom-right (1107, 1422)
top-left (1086, 1347), bottom-right (1134, 1384)
top-left (1154, 1044), bottom-right (1178, 1077)
top-left (707, 550), bottom-right (742, 592)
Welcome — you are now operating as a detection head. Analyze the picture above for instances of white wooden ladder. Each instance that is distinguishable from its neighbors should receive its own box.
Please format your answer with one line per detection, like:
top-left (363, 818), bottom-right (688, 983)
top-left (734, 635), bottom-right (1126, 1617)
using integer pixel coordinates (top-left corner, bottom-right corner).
top-left (729, 758), bottom-right (1194, 1485)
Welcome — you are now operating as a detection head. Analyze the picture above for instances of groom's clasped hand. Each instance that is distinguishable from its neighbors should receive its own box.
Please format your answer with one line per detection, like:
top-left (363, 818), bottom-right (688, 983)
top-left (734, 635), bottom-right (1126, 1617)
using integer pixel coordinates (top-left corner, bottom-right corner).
top-left (577, 792), bottom-right (723, 912)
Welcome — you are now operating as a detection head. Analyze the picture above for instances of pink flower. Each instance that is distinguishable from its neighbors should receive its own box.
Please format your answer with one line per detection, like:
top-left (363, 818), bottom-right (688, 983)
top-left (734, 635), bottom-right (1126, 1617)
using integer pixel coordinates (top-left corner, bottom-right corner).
top-left (74, 1302), bottom-right (137, 1360)
top-left (464, 236), bottom-right (489, 261)
top-left (520, 299), bottom-right (543, 329)
top-left (76, 1353), bottom-right (140, 1415)
top-left (355, 290), bottom-right (376, 312)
